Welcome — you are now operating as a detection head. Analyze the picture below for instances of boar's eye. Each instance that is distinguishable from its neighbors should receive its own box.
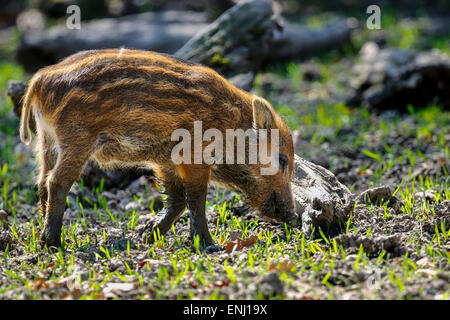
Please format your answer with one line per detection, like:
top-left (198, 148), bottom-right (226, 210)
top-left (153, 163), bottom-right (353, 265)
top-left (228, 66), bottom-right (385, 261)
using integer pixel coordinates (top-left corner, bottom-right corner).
top-left (279, 153), bottom-right (288, 172)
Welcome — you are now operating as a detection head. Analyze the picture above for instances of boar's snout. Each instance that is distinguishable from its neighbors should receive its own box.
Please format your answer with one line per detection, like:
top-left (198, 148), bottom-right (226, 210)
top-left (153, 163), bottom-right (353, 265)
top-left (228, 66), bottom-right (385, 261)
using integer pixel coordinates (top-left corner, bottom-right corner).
top-left (282, 212), bottom-right (298, 222)
top-left (259, 191), bottom-right (297, 223)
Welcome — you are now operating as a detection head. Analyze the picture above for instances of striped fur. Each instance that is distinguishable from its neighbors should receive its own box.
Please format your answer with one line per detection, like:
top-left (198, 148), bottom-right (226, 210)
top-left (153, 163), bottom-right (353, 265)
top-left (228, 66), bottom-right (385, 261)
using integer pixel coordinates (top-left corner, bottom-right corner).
top-left (20, 48), bottom-right (296, 248)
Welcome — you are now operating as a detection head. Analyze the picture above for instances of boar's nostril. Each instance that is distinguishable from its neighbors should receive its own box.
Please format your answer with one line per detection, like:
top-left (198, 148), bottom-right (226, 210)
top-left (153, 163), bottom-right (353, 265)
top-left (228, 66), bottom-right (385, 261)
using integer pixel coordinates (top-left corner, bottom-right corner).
top-left (283, 213), bottom-right (298, 222)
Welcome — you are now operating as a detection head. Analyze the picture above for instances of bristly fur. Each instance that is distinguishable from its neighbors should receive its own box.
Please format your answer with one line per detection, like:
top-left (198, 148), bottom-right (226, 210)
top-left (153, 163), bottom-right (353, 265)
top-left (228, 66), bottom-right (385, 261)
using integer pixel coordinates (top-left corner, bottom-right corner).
top-left (20, 48), bottom-right (296, 248)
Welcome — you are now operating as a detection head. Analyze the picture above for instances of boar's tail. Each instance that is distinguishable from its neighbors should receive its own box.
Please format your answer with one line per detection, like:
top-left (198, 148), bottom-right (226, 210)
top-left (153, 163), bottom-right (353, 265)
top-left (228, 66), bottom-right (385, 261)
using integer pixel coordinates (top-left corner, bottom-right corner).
top-left (19, 76), bottom-right (40, 145)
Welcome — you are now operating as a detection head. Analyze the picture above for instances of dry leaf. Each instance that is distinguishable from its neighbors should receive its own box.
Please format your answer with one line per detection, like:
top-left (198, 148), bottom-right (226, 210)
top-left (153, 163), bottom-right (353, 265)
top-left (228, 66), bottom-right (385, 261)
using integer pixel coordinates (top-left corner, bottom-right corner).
top-left (71, 287), bottom-right (83, 300)
top-left (137, 258), bottom-right (160, 270)
top-left (225, 242), bottom-right (238, 253)
top-left (33, 278), bottom-right (48, 290)
top-left (269, 260), bottom-right (296, 273)
top-left (213, 279), bottom-right (231, 288)
top-left (225, 235), bottom-right (258, 253)
top-left (0, 210), bottom-right (9, 227)
top-left (189, 282), bottom-right (198, 289)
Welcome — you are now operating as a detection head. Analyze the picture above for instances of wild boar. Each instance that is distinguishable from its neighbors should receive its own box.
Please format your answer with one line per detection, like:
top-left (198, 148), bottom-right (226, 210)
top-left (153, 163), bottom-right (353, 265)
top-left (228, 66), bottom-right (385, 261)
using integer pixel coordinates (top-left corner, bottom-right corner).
top-left (19, 48), bottom-right (296, 248)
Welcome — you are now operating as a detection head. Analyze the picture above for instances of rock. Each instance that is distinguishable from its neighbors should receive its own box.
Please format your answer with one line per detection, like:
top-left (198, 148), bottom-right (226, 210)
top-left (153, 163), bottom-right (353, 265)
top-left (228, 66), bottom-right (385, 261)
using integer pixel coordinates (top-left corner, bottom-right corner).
top-left (356, 185), bottom-right (401, 209)
top-left (105, 228), bottom-right (123, 243)
top-left (249, 272), bottom-right (283, 298)
top-left (7, 80), bottom-right (27, 119)
top-left (0, 210), bottom-right (9, 228)
top-left (124, 201), bottom-right (142, 212)
top-left (84, 245), bottom-right (106, 259)
top-left (110, 238), bottom-right (137, 252)
top-left (334, 234), bottom-right (401, 254)
top-left (414, 189), bottom-right (437, 203)
top-left (347, 42), bottom-right (450, 110)
top-left (228, 72), bottom-right (256, 91)
top-left (101, 191), bottom-right (120, 201)
top-left (229, 230), bottom-right (242, 241)
top-left (203, 245), bottom-right (225, 254)
top-left (0, 229), bottom-right (13, 251)
top-left (125, 176), bottom-right (150, 194)
top-left (433, 200), bottom-right (450, 217)
top-left (102, 282), bottom-right (137, 299)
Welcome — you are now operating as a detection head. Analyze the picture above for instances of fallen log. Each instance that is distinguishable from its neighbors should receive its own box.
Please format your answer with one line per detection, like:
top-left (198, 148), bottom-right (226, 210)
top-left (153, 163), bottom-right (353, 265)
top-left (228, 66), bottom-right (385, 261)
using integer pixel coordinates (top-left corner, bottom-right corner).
top-left (175, 0), bottom-right (356, 88)
top-left (175, 0), bottom-right (274, 77)
top-left (291, 154), bottom-right (355, 236)
top-left (17, 10), bottom-right (210, 72)
top-left (17, 0), bottom-right (356, 83)
top-left (347, 42), bottom-right (450, 110)
top-left (270, 18), bottom-right (357, 60)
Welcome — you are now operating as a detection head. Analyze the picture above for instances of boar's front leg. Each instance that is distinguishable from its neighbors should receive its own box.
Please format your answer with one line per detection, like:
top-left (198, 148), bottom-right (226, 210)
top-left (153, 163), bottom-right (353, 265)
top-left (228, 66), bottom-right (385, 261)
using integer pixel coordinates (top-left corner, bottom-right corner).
top-left (145, 166), bottom-right (187, 241)
top-left (178, 164), bottom-right (214, 247)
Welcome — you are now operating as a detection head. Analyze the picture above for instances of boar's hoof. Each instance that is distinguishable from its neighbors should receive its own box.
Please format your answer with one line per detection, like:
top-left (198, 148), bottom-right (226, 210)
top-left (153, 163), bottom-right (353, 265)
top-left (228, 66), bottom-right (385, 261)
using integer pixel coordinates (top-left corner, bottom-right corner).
top-left (139, 220), bottom-right (158, 243)
top-left (203, 245), bottom-right (225, 254)
top-left (191, 230), bottom-right (214, 249)
top-left (40, 229), bottom-right (62, 250)
top-left (282, 213), bottom-right (298, 223)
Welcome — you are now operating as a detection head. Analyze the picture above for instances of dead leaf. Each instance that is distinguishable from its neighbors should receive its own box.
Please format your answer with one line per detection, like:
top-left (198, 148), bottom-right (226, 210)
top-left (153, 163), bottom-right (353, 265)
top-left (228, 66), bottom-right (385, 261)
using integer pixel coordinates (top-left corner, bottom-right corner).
top-left (33, 278), bottom-right (48, 290)
top-left (137, 258), bottom-right (160, 270)
top-left (147, 287), bottom-right (156, 298)
top-left (0, 210), bottom-right (9, 227)
top-left (60, 291), bottom-right (70, 299)
top-left (189, 282), bottom-right (198, 289)
top-left (225, 235), bottom-right (258, 253)
top-left (95, 293), bottom-right (105, 299)
top-left (269, 260), bottom-right (296, 273)
top-left (71, 287), bottom-right (83, 299)
top-left (212, 279), bottom-right (231, 288)
top-left (240, 236), bottom-right (258, 247)
top-left (225, 242), bottom-right (238, 253)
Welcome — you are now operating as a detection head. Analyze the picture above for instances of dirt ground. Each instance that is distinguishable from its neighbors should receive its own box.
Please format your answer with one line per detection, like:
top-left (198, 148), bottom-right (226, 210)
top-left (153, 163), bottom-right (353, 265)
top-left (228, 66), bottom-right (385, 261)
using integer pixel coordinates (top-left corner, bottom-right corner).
top-left (0, 7), bottom-right (449, 300)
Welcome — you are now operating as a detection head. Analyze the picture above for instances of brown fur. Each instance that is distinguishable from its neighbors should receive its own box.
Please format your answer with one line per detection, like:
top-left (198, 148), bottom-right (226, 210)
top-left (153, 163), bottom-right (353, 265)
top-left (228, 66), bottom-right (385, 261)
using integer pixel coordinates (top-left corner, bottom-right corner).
top-left (20, 48), bottom-right (296, 248)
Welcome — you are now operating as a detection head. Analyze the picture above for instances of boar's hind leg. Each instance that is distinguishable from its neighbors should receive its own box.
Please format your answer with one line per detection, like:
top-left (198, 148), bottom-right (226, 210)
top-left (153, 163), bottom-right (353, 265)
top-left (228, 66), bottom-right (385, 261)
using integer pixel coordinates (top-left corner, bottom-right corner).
top-left (148, 166), bottom-right (187, 239)
top-left (178, 164), bottom-right (214, 247)
top-left (41, 144), bottom-right (92, 248)
top-left (36, 132), bottom-right (58, 219)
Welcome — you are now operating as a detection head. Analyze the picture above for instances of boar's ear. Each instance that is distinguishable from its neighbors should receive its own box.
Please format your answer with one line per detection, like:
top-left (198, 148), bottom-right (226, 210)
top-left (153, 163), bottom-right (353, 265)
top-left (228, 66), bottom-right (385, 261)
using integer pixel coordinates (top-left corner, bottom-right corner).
top-left (252, 97), bottom-right (275, 130)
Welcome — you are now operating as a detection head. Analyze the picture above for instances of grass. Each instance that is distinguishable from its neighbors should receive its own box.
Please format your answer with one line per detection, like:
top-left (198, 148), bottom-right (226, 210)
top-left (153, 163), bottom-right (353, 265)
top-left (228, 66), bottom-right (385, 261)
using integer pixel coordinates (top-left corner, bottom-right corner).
top-left (0, 87), bottom-right (448, 299)
top-left (0, 12), bottom-right (449, 298)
